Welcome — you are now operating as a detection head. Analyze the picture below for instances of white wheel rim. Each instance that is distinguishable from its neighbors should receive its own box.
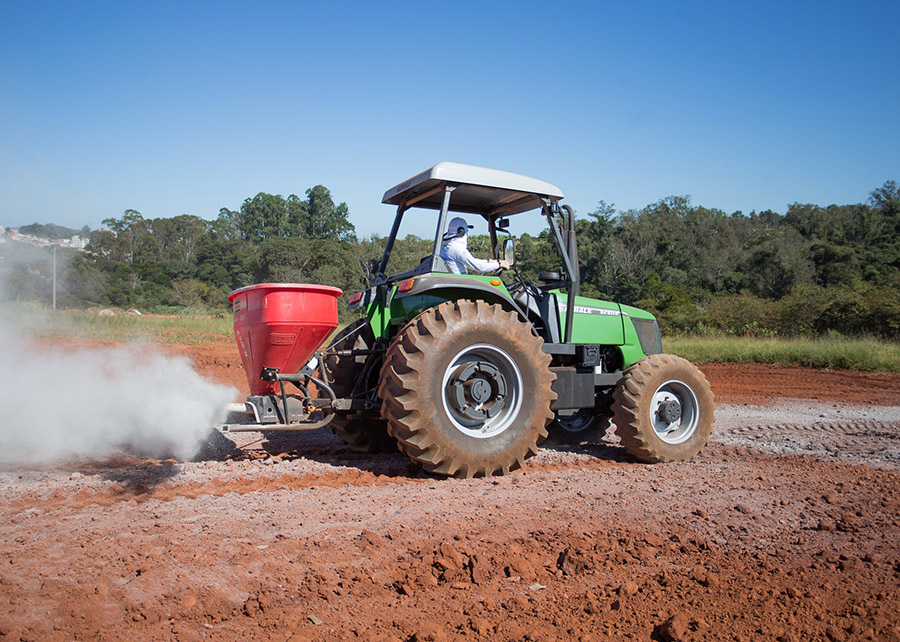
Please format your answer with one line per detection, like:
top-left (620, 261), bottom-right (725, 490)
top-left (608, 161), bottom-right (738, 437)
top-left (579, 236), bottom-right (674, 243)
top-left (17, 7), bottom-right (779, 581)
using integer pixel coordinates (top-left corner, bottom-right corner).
top-left (440, 343), bottom-right (524, 439)
top-left (649, 379), bottom-right (700, 445)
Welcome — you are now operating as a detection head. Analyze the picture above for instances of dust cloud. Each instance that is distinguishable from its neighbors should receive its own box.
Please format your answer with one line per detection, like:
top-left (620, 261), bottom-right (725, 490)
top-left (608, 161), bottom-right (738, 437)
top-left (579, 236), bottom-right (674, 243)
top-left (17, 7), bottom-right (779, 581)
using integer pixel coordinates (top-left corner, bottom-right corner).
top-left (0, 254), bottom-right (236, 465)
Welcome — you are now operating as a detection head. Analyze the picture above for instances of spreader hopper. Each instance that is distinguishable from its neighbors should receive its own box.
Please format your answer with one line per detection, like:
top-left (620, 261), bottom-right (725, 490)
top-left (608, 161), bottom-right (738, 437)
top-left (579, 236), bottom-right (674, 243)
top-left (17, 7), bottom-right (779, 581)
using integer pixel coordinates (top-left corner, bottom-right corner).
top-left (228, 283), bottom-right (342, 395)
top-left (222, 283), bottom-right (344, 431)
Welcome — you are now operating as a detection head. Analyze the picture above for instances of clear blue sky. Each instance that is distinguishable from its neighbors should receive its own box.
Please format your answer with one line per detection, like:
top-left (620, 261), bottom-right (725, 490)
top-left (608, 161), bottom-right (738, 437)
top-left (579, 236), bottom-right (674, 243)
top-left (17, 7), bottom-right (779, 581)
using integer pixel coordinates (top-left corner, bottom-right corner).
top-left (1, 0), bottom-right (898, 238)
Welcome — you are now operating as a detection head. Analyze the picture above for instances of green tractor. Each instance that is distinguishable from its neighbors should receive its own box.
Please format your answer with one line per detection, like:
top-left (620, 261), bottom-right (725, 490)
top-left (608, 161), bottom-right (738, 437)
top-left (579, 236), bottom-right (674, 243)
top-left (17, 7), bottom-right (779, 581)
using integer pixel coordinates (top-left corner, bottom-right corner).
top-left (323, 162), bottom-right (715, 477)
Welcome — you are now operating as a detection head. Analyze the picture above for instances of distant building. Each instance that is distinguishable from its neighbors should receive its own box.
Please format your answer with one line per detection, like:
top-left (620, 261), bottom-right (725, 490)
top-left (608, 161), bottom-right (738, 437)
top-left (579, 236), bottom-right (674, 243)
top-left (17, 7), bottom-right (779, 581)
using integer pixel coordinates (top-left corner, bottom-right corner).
top-left (1, 228), bottom-right (89, 251)
top-left (68, 235), bottom-right (88, 250)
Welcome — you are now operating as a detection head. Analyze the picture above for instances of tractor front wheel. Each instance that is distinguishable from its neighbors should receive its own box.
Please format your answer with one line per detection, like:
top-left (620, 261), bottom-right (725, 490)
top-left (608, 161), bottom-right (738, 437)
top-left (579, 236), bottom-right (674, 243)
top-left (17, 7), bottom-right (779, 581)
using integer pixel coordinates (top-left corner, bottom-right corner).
top-left (612, 354), bottom-right (714, 463)
top-left (378, 301), bottom-right (555, 478)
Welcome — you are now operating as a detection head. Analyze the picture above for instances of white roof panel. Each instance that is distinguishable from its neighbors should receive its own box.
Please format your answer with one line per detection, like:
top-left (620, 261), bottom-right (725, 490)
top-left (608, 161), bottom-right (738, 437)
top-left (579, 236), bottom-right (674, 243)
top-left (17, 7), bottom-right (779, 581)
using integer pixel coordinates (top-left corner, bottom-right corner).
top-left (382, 162), bottom-right (564, 216)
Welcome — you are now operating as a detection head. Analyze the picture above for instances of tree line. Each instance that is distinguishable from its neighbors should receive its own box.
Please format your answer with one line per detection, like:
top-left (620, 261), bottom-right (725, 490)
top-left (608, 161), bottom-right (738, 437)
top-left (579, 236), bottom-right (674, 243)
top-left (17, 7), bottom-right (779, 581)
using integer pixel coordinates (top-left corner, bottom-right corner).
top-left (2, 181), bottom-right (897, 338)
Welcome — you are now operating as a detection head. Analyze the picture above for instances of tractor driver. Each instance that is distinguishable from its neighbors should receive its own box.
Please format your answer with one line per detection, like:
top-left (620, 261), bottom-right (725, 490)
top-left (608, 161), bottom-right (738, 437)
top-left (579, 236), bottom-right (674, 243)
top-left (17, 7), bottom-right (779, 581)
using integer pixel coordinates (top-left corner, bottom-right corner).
top-left (439, 217), bottom-right (510, 275)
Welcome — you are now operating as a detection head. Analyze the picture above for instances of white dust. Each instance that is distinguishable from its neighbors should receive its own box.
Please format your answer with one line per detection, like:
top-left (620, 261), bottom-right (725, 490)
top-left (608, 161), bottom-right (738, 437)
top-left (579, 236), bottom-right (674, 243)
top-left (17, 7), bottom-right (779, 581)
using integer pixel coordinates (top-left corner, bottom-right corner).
top-left (0, 253), bottom-right (236, 465)
top-left (0, 336), bottom-right (237, 465)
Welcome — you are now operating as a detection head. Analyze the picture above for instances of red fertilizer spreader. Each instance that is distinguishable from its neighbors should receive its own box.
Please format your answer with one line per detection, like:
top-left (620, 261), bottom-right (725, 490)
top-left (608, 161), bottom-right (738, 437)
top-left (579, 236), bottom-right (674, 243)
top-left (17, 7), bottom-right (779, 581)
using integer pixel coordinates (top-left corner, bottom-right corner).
top-left (220, 283), bottom-right (351, 432)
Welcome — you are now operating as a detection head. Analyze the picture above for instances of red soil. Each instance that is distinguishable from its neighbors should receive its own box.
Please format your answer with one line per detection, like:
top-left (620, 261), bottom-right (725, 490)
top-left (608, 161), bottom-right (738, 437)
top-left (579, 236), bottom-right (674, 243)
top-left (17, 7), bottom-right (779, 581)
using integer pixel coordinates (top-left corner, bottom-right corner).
top-left (699, 362), bottom-right (900, 406)
top-left (1, 339), bottom-right (898, 641)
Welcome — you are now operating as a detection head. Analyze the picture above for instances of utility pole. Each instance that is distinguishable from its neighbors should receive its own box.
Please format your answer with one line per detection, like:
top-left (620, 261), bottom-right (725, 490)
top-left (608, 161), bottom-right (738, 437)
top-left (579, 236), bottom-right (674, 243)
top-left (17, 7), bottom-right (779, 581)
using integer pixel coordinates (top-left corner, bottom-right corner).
top-left (52, 245), bottom-right (57, 310)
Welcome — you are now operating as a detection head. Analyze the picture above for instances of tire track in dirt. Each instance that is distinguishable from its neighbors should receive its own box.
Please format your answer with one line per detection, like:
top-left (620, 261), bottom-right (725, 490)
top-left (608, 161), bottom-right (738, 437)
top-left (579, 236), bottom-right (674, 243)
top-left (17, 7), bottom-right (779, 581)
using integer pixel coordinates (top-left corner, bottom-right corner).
top-left (722, 419), bottom-right (900, 437)
top-left (10, 415), bottom-right (900, 514)
top-left (2, 469), bottom-right (431, 513)
top-left (2, 454), bottom-right (636, 513)
top-left (715, 418), bottom-right (900, 468)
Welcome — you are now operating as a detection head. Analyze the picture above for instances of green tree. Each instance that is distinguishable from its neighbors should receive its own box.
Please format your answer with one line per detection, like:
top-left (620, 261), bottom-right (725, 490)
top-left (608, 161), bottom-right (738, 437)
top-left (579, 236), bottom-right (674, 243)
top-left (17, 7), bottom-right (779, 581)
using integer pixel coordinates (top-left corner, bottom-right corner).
top-left (302, 185), bottom-right (356, 242)
top-left (63, 253), bottom-right (108, 306)
top-left (218, 186), bottom-right (356, 244)
top-left (101, 209), bottom-right (148, 266)
top-left (152, 214), bottom-right (208, 263)
top-left (194, 239), bottom-right (258, 291)
top-left (255, 237), bottom-right (361, 319)
top-left (18, 222), bottom-right (82, 240)
top-left (806, 241), bottom-right (858, 287)
top-left (739, 229), bottom-right (814, 299)
top-left (238, 193), bottom-right (290, 243)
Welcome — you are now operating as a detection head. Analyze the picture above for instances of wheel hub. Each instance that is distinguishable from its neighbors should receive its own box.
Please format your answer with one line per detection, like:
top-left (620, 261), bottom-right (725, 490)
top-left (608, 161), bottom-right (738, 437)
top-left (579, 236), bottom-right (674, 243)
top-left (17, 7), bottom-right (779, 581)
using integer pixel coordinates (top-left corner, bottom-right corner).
top-left (649, 380), bottom-right (700, 445)
top-left (658, 399), bottom-right (682, 423)
top-left (448, 361), bottom-right (507, 421)
top-left (465, 377), bottom-right (492, 404)
top-left (440, 344), bottom-right (524, 440)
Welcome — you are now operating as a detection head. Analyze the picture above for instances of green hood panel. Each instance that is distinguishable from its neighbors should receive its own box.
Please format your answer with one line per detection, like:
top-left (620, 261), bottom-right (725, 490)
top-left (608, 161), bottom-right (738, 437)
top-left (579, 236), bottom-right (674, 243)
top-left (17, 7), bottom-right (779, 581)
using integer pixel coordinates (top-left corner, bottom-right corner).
top-left (554, 293), bottom-right (626, 345)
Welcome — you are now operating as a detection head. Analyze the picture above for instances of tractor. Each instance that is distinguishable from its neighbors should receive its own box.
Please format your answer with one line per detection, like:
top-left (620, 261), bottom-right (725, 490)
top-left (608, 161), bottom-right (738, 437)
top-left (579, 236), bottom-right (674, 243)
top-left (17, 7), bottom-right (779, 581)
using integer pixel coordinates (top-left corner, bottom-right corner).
top-left (225, 162), bottom-right (714, 478)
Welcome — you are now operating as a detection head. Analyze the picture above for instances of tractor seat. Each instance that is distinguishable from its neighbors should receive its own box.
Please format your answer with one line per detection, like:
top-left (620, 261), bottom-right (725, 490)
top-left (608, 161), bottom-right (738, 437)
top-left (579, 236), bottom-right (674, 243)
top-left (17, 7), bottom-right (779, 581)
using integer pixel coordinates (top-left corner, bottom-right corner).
top-left (538, 271), bottom-right (564, 291)
top-left (418, 255), bottom-right (450, 273)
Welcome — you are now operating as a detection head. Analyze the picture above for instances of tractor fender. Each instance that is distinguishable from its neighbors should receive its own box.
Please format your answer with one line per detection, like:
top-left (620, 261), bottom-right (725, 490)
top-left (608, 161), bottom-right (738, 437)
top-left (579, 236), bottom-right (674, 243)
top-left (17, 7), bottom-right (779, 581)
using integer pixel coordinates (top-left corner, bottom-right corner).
top-left (393, 274), bottom-right (529, 322)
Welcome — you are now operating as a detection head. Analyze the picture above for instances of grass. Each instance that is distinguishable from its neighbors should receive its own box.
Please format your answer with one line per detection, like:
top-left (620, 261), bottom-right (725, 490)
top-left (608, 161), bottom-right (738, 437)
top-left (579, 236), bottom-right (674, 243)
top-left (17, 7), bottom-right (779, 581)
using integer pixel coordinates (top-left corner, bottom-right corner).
top-left (14, 305), bottom-right (900, 373)
top-left (24, 308), bottom-right (234, 345)
top-left (665, 335), bottom-right (900, 373)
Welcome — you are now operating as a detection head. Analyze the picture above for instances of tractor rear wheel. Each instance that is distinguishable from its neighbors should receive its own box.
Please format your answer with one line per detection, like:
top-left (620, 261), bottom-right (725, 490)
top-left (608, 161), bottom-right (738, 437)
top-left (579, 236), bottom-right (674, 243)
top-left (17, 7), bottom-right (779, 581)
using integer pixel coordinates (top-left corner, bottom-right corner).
top-left (612, 354), bottom-right (714, 463)
top-left (378, 301), bottom-right (555, 478)
top-left (322, 319), bottom-right (396, 453)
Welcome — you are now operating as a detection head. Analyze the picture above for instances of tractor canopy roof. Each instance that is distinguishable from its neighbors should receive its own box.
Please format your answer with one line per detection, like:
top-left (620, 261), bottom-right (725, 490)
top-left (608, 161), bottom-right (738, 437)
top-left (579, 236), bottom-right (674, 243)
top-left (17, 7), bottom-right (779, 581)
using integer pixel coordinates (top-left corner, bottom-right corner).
top-left (382, 162), bottom-right (564, 217)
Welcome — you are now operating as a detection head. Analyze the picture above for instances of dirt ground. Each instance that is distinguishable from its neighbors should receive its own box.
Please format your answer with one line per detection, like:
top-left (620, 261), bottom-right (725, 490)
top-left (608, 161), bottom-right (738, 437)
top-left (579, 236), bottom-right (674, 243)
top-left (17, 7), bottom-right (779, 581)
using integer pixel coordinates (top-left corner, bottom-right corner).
top-left (2, 341), bottom-right (900, 642)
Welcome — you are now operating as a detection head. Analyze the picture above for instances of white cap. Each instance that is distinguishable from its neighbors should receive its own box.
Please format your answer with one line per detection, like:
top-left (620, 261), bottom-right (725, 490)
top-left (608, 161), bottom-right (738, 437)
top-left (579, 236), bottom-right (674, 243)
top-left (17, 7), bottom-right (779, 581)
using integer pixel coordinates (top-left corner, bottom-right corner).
top-left (444, 216), bottom-right (473, 240)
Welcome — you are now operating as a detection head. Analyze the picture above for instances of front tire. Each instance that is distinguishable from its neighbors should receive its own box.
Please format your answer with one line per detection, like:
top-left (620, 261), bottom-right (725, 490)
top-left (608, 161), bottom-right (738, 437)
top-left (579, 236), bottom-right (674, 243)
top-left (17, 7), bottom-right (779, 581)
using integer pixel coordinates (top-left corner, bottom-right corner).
top-left (378, 301), bottom-right (556, 478)
top-left (612, 354), bottom-right (714, 463)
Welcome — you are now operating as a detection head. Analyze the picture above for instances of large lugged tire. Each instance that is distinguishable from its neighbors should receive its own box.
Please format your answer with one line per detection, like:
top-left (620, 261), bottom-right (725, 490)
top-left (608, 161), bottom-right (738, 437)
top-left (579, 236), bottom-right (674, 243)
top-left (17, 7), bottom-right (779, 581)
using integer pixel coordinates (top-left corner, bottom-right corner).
top-left (378, 301), bottom-right (556, 478)
top-left (322, 319), bottom-right (396, 454)
top-left (545, 411), bottom-right (611, 446)
top-left (612, 354), bottom-right (714, 463)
